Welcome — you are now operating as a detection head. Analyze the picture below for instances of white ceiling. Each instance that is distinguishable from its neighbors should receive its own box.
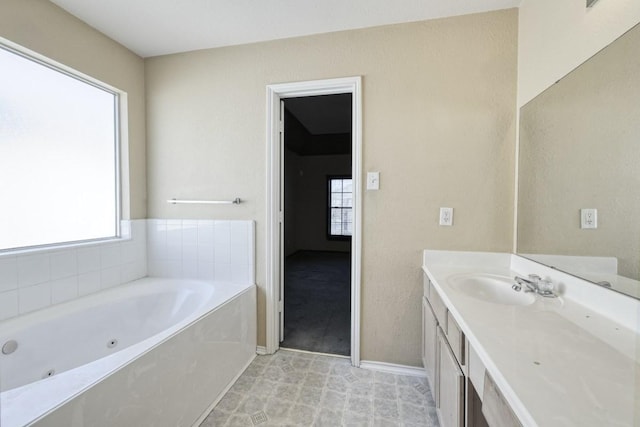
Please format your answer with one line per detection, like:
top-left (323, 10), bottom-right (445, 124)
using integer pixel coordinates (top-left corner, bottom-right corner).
top-left (49, 0), bottom-right (521, 58)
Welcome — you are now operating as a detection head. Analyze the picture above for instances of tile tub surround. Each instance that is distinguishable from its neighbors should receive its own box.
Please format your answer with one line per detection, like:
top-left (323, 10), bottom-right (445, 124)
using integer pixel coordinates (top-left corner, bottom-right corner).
top-left (0, 219), bottom-right (255, 322)
top-left (201, 350), bottom-right (439, 427)
top-left (146, 219), bottom-right (255, 284)
top-left (422, 250), bottom-right (640, 427)
top-left (0, 220), bottom-right (147, 321)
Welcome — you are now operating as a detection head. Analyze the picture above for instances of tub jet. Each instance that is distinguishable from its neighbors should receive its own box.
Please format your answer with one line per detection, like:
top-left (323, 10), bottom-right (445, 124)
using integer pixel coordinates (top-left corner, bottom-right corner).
top-left (2, 339), bottom-right (18, 355)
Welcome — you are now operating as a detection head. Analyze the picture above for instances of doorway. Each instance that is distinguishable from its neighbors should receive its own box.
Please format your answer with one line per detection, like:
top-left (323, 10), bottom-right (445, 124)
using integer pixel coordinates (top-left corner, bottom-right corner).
top-left (265, 77), bottom-right (362, 366)
top-left (281, 94), bottom-right (352, 356)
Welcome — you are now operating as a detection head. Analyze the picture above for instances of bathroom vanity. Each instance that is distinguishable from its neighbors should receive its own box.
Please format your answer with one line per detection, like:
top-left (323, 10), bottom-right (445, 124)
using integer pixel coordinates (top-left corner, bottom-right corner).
top-left (422, 250), bottom-right (640, 427)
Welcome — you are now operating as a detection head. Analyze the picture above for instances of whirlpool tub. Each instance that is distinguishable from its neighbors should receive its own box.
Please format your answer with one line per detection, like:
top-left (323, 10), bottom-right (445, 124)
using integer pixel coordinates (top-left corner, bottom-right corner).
top-left (0, 277), bottom-right (256, 427)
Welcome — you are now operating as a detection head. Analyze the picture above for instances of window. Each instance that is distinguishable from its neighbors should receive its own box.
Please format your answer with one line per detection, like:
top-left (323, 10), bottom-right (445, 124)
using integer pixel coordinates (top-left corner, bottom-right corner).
top-left (0, 44), bottom-right (120, 251)
top-left (328, 177), bottom-right (352, 238)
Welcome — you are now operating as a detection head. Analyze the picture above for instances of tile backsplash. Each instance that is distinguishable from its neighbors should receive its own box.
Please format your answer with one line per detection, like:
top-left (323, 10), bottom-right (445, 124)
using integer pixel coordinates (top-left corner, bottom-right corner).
top-left (0, 219), bottom-right (255, 322)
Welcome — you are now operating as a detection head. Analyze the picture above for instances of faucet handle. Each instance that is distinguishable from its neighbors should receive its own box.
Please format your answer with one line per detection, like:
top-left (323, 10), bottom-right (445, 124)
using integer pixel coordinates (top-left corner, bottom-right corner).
top-left (528, 274), bottom-right (541, 282)
top-left (537, 279), bottom-right (554, 296)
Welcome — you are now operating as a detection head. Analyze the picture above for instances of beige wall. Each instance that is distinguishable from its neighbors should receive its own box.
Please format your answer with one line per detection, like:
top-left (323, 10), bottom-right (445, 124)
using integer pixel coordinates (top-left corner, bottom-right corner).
top-left (146, 9), bottom-right (517, 366)
top-left (518, 0), bottom-right (640, 106)
top-left (518, 22), bottom-right (640, 280)
top-left (0, 0), bottom-right (147, 219)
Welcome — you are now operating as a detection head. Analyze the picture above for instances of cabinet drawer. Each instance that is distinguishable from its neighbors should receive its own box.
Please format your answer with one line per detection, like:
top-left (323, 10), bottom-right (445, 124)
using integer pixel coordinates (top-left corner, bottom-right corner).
top-left (428, 283), bottom-right (447, 327)
top-left (446, 310), bottom-right (465, 367)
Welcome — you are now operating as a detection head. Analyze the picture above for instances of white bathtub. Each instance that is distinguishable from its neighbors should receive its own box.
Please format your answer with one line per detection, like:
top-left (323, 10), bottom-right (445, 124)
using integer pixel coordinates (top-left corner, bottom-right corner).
top-left (0, 277), bottom-right (256, 427)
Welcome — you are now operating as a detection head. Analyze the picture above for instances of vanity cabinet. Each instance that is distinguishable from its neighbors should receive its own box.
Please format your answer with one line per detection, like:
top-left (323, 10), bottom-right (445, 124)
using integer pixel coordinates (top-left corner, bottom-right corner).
top-left (423, 274), bottom-right (465, 427)
top-left (423, 273), bottom-right (489, 427)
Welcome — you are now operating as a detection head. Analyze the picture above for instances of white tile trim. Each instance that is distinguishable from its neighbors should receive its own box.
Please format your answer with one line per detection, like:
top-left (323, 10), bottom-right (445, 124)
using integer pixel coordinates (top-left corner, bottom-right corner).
top-left (359, 360), bottom-right (427, 377)
top-left (256, 346), bottom-right (268, 355)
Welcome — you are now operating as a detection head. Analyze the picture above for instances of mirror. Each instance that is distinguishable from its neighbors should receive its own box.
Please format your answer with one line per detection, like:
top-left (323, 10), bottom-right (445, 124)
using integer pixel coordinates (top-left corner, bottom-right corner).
top-left (517, 22), bottom-right (640, 300)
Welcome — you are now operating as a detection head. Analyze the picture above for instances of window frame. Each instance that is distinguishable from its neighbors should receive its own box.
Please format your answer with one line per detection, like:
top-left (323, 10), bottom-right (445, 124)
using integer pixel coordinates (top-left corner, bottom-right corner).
top-left (327, 175), bottom-right (353, 241)
top-left (0, 39), bottom-right (123, 254)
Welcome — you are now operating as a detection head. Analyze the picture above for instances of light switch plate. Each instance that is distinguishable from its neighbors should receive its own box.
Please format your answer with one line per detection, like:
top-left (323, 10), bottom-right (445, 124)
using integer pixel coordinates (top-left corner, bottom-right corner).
top-left (367, 172), bottom-right (380, 190)
top-left (581, 208), bottom-right (597, 229)
top-left (440, 207), bottom-right (453, 226)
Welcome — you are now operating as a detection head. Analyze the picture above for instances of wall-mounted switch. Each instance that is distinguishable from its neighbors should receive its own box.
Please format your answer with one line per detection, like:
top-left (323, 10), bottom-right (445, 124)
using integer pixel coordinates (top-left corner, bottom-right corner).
top-left (367, 172), bottom-right (380, 190)
top-left (440, 207), bottom-right (453, 226)
top-left (581, 208), bottom-right (597, 229)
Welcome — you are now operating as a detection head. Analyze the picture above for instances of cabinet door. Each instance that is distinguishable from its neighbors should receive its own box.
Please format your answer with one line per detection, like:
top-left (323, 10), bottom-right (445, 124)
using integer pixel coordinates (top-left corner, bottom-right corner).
top-left (422, 297), bottom-right (438, 390)
top-left (437, 328), bottom-right (464, 427)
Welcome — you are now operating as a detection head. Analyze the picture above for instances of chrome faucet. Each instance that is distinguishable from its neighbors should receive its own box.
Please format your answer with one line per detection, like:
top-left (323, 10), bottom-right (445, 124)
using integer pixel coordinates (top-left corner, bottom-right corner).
top-left (513, 274), bottom-right (557, 297)
top-left (512, 274), bottom-right (540, 292)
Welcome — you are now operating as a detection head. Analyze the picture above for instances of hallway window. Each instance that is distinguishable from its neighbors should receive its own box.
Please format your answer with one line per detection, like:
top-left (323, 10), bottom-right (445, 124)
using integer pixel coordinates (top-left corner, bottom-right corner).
top-left (0, 43), bottom-right (120, 251)
top-left (328, 177), bottom-right (352, 238)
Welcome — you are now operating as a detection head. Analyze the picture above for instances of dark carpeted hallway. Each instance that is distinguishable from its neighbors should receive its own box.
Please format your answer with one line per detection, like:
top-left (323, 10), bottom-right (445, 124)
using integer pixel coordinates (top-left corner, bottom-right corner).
top-left (281, 250), bottom-right (351, 356)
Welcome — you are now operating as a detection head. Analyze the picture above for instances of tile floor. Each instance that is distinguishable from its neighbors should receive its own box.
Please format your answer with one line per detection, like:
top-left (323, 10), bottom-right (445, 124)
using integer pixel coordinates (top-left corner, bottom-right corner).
top-left (200, 350), bottom-right (439, 427)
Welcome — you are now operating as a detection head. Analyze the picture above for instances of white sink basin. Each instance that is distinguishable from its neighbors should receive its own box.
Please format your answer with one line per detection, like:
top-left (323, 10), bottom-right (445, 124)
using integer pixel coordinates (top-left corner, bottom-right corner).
top-left (447, 273), bottom-right (536, 306)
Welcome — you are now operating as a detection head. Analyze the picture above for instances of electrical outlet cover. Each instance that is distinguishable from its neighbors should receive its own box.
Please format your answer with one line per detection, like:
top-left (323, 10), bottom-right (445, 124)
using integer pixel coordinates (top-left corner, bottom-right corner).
top-left (440, 207), bottom-right (453, 226)
top-left (581, 208), bottom-right (597, 229)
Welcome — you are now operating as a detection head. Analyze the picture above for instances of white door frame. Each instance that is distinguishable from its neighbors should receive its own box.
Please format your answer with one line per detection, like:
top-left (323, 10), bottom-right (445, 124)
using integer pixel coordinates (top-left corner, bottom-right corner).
top-left (265, 76), bottom-right (363, 366)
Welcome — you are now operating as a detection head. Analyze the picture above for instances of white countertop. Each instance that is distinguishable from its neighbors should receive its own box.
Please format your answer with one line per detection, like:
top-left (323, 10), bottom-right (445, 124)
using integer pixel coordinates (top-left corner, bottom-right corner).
top-left (422, 250), bottom-right (640, 427)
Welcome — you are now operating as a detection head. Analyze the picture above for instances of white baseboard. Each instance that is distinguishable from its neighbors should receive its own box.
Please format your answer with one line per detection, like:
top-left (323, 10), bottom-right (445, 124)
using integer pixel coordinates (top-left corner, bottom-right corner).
top-left (360, 360), bottom-right (427, 377)
top-left (256, 346), bottom-right (268, 355)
